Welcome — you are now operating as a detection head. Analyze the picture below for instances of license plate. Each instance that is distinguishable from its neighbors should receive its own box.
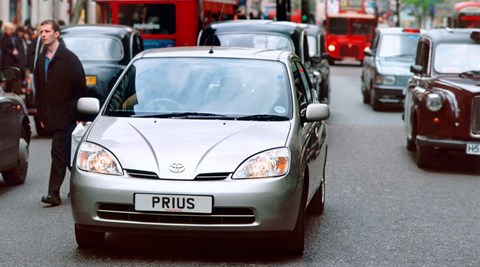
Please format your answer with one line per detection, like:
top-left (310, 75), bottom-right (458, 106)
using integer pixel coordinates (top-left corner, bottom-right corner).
top-left (466, 143), bottom-right (480, 155)
top-left (85, 76), bottom-right (97, 86)
top-left (134, 193), bottom-right (213, 213)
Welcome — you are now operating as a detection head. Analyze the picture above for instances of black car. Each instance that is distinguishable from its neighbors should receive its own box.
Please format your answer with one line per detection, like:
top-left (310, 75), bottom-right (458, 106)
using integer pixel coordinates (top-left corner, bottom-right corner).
top-left (26, 24), bottom-right (144, 136)
top-left (300, 23), bottom-right (331, 103)
top-left (0, 67), bottom-right (31, 185)
top-left (361, 27), bottom-right (422, 110)
top-left (197, 20), bottom-right (322, 101)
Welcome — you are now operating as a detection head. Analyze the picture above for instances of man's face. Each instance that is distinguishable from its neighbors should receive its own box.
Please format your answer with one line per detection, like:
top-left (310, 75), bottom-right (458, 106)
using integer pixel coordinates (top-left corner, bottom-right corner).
top-left (39, 24), bottom-right (59, 46)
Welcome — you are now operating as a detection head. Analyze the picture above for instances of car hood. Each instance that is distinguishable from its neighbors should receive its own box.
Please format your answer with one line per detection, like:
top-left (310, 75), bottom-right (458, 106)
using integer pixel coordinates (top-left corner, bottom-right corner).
top-left (85, 117), bottom-right (291, 180)
top-left (436, 76), bottom-right (480, 94)
top-left (376, 58), bottom-right (413, 75)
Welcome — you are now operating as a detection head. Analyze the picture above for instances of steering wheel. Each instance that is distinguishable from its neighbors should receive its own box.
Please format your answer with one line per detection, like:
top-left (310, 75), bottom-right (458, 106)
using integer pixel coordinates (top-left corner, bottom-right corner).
top-left (142, 98), bottom-right (184, 111)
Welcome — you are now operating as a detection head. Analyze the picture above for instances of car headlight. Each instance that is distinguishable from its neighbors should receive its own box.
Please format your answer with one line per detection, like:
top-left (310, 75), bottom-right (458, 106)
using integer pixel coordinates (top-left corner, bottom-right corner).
top-left (76, 142), bottom-right (123, 175)
top-left (426, 93), bottom-right (443, 112)
top-left (375, 74), bottom-right (395, 85)
top-left (232, 147), bottom-right (290, 179)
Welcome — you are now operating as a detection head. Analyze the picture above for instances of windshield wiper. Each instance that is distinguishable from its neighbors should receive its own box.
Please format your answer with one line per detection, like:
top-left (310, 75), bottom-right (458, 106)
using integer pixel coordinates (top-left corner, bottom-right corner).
top-left (235, 114), bottom-right (289, 121)
top-left (132, 112), bottom-right (230, 119)
top-left (459, 70), bottom-right (480, 78)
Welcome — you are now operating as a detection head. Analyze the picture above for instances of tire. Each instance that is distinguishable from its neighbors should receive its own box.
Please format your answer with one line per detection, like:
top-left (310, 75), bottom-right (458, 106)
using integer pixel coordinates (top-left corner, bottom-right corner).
top-left (75, 224), bottom-right (105, 248)
top-left (34, 115), bottom-right (52, 137)
top-left (307, 180), bottom-right (325, 215)
top-left (281, 186), bottom-right (306, 256)
top-left (2, 128), bottom-right (29, 186)
top-left (416, 145), bottom-right (433, 169)
top-left (362, 84), bottom-right (370, 104)
top-left (370, 89), bottom-right (381, 111)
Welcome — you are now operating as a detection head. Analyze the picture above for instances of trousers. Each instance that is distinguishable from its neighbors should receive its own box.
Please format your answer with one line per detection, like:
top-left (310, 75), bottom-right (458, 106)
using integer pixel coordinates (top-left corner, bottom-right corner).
top-left (48, 125), bottom-right (74, 195)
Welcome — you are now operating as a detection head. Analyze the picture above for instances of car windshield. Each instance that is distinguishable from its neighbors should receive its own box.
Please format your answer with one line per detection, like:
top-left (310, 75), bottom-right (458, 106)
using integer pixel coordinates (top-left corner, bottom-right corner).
top-left (378, 34), bottom-right (420, 58)
top-left (434, 43), bottom-right (480, 74)
top-left (105, 57), bottom-right (292, 119)
top-left (62, 36), bottom-right (124, 61)
top-left (215, 33), bottom-right (295, 52)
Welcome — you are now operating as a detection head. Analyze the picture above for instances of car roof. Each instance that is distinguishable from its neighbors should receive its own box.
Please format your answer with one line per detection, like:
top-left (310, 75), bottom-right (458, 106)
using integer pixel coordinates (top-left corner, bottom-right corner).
top-left (422, 28), bottom-right (480, 44)
top-left (61, 24), bottom-right (139, 37)
top-left (375, 27), bottom-right (423, 35)
top-left (204, 20), bottom-right (303, 34)
top-left (137, 46), bottom-right (292, 62)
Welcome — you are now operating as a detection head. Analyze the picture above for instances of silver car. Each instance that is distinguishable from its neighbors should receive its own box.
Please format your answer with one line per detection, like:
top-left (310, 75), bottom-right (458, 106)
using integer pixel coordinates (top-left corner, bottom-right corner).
top-left (70, 46), bottom-right (329, 255)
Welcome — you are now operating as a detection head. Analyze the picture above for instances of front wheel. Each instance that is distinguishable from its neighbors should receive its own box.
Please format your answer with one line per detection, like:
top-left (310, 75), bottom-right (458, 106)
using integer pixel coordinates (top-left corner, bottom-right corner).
top-left (307, 180), bottom-right (325, 215)
top-left (75, 224), bottom-right (105, 248)
top-left (2, 128), bottom-right (29, 186)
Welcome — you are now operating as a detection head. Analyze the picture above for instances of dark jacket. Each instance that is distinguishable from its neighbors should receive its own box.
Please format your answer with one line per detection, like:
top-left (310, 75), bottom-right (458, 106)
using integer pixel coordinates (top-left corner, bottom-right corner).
top-left (34, 42), bottom-right (87, 131)
top-left (1, 33), bottom-right (18, 67)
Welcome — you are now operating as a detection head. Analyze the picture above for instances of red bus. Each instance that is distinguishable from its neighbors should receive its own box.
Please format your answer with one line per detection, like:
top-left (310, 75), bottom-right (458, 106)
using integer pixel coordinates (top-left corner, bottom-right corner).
top-left (94, 0), bottom-right (238, 49)
top-left (324, 0), bottom-right (377, 64)
top-left (452, 1), bottom-right (480, 28)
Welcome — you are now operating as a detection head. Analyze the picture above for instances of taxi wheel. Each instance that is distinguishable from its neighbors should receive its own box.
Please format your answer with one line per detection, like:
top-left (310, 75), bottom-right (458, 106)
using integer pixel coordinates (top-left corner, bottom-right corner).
top-left (75, 224), bottom-right (105, 248)
top-left (2, 128), bottom-right (29, 186)
top-left (362, 84), bottom-right (370, 104)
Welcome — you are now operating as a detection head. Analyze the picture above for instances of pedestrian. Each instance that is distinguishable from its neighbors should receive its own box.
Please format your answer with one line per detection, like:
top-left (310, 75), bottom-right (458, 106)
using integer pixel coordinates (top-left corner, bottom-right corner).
top-left (1, 22), bottom-right (19, 93)
top-left (14, 26), bottom-right (28, 92)
top-left (34, 19), bottom-right (87, 206)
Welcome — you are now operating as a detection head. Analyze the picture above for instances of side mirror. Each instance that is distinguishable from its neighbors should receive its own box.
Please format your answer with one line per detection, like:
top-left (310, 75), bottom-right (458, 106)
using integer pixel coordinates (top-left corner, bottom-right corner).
top-left (77, 97), bottom-right (100, 115)
top-left (306, 103), bottom-right (330, 121)
top-left (410, 65), bottom-right (423, 74)
top-left (364, 48), bottom-right (374, 57)
top-left (310, 55), bottom-right (322, 65)
top-left (0, 67), bottom-right (20, 82)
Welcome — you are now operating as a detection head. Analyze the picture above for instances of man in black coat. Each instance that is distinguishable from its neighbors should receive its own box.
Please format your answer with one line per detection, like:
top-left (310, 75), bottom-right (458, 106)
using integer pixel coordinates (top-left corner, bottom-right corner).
top-left (34, 19), bottom-right (87, 206)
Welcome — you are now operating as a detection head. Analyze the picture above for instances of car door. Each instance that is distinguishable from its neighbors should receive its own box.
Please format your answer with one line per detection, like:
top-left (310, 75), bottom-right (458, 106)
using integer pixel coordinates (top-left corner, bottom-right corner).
top-left (292, 58), bottom-right (326, 201)
top-left (0, 94), bottom-right (20, 169)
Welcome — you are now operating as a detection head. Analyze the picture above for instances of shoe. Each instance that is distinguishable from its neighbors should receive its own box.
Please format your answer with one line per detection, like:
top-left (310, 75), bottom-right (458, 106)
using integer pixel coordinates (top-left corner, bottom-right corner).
top-left (41, 194), bottom-right (61, 206)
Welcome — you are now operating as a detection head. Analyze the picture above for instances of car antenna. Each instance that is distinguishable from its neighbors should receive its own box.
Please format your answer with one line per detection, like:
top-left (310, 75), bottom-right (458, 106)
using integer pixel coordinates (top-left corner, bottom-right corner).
top-left (209, 2), bottom-right (226, 54)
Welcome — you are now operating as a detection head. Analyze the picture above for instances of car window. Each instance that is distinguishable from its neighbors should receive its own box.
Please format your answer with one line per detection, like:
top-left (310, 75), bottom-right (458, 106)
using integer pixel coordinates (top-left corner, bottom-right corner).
top-left (434, 43), bottom-right (480, 73)
top-left (378, 34), bottom-right (420, 58)
top-left (415, 39), bottom-right (430, 75)
top-left (63, 36), bottom-right (124, 61)
top-left (105, 58), bottom-right (292, 118)
top-left (291, 60), bottom-right (312, 115)
top-left (215, 33), bottom-right (295, 52)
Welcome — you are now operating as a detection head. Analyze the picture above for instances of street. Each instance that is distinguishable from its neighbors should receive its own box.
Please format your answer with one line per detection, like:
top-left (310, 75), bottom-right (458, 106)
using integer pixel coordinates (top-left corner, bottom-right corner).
top-left (1, 64), bottom-right (480, 266)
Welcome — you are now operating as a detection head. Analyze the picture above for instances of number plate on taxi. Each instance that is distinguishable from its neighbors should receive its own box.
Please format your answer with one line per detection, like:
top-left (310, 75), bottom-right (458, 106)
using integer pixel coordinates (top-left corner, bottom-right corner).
top-left (134, 193), bottom-right (213, 213)
top-left (466, 143), bottom-right (480, 155)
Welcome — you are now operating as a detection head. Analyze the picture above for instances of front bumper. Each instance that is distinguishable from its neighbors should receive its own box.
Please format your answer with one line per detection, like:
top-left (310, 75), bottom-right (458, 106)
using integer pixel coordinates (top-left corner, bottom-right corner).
top-left (70, 169), bottom-right (302, 236)
top-left (416, 135), bottom-right (480, 154)
top-left (372, 85), bottom-right (404, 104)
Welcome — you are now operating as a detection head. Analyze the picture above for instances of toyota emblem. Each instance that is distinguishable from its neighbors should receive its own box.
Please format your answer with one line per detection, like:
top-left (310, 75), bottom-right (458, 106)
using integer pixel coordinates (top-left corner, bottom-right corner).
top-left (169, 163), bottom-right (185, 173)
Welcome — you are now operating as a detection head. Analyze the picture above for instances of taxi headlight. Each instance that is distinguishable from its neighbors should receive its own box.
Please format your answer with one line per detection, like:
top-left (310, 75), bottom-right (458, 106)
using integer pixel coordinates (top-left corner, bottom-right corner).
top-left (426, 93), bottom-right (443, 112)
top-left (375, 75), bottom-right (395, 85)
top-left (76, 142), bottom-right (123, 175)
top-left (232, 147), bottom-right (290, 179)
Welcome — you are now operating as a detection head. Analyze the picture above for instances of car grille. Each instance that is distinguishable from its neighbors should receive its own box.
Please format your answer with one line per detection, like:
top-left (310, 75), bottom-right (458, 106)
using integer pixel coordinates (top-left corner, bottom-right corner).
top-left (97, 204), bottom-right (255, 225)
top-left (472, 96), bottom-right (480, 136)
top-left (125, 169), bottom-right (230, 180)
top-left (394, 75), bottom-right (410, 87)
top-left (339, 44), bottom-right (360, 58)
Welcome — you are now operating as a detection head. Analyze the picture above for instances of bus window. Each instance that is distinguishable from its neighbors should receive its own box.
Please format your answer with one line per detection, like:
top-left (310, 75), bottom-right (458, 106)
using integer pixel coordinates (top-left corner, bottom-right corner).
top-left (328, 18), bottom-right (348, 35)
top-left (118, 4), bottom-right (176, 34)
top-left (352, 19), bottom-right (374, 35)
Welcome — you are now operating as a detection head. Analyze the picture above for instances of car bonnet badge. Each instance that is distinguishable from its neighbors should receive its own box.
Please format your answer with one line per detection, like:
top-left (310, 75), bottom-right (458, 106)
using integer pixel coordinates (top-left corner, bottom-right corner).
top-left (169, 163), bottom-right (185, 173)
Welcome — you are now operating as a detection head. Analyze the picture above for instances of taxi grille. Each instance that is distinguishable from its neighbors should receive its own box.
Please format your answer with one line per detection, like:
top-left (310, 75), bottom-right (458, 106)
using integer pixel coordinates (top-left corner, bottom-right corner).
top-left (97, 204), bottom-right (255, 225)
top-left (394, 76), bottom-right (410, 87)
top-left (472, 96), bottom-right (480, 135)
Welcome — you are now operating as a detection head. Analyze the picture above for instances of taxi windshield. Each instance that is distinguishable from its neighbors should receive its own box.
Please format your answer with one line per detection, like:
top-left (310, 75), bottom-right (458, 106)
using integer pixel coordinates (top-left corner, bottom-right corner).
top-left (434, 43), bottom-right (480, 74)
top-left (105, 57), bottom-right (292, 119)
top-left (378, 34), bottom-right (420, 58)
top-left (62, 36), bottom-right (124, 61)
top-left (216, 33), bottom-right (295, 52)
